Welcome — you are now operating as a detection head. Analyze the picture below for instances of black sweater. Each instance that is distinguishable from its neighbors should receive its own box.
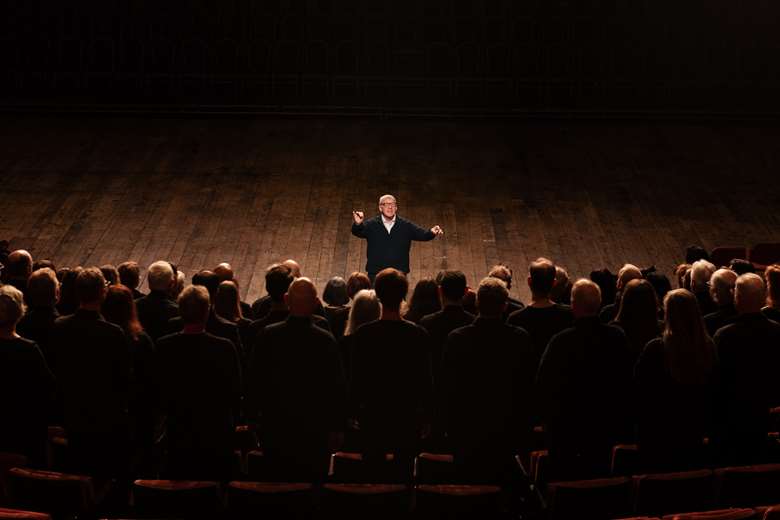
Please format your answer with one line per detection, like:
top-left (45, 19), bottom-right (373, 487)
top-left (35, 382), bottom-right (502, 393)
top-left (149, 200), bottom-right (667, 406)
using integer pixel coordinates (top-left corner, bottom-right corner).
top-left (351, 215), bottom-right (434, 275)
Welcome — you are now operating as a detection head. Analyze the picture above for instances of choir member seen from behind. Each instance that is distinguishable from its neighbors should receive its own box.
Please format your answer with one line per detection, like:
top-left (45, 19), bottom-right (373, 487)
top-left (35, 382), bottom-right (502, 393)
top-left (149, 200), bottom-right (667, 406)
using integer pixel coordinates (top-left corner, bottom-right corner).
top-left (322, 276), bottom-right (351, 339)
top-left (246, 277), bottom-right (347, 481)
top-left (762, 264), bottom-right (780, 322)
top-left (136, 261), bottom-right (179, 342)
top-left (403, 278), bottom-right (441, 324)
top-left (350, 268), bottom-right (433, 477)
top-left (419, 270), bottom-right (474, 381)
top-left (507, 258), bottom-right (573, 366)
top-left (713, 273), bottom-right (780, 465)
top-left (51, 267), bottom-right (132, 479)
top-left (17, 268), bottom-right (60, 366)
top-left (214, 280), bottom-right (254, 368)
top-left (610, 279), bottom-right (662, 361)
top-left (338, 289), bottom-right (381, 382)
top-left (690, 259), bottom-right (718, 316)
top-left (214, 262), bottom-right (253, 319)
top-left (102, 284), bottom-right (157, 476)
top-left (599, 264), bottom-right (643, 324)
top-left (441, 277), bottom-right (535, 483)
top-left (703, 268), bottom-right (738, 337)
top-left (487, 264), bottom-right (524, 320)
top-left (2, 249), bottom-right (33, 297)
top-left (156, 285), bottom-right (242, 480)
top-left (0, 284), bottom-right (54, 466)
top-left (635, 289), bottom-right (717, 473)
top-left (537, 279), bottom-right (634, 481)
top-left (118, 261), bottom-right (145, 300)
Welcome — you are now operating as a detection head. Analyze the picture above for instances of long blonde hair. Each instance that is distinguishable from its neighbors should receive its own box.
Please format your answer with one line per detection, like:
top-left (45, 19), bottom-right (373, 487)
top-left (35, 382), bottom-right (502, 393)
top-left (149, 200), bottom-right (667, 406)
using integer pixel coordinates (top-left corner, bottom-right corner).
top-left (345, 289), bottom-right (380, 336)
top-left (662, 289), bottom-right (715, 385)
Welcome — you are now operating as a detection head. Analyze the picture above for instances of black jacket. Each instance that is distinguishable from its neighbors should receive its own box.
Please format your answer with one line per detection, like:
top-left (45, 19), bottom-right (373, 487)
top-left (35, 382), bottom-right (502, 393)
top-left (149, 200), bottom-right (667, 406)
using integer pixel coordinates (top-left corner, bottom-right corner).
top-left (351, 215), bottom-right (434, 275)
top-left (136, 290), bottom-right (179, 341)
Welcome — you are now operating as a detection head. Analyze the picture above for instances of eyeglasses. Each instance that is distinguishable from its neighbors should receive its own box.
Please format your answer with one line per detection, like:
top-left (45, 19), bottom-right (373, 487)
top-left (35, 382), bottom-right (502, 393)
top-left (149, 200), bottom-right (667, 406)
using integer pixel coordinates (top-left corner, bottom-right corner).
top-left (379, 203), bottom-right (397, 207)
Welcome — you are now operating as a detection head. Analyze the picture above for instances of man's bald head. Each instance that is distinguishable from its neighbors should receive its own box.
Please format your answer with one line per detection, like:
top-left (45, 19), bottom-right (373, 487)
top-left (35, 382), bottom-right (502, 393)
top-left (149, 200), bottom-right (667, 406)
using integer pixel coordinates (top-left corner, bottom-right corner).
top-left (214, 262), bottom-right (234, 282)
top-left (285, 277), bottom-right (319, 317)
top-left (283, 259), bottom-right (302, 278)
top-left (6, 249), bottom-right (33, 279)
top-left (735, 273), bottom-right (766, 315)
top-left (709, 268), bottom-right (738, 306)
top-left (617, 263), bottom-right (643, 289)
top-left (571, 278), bottom-right (602, 318)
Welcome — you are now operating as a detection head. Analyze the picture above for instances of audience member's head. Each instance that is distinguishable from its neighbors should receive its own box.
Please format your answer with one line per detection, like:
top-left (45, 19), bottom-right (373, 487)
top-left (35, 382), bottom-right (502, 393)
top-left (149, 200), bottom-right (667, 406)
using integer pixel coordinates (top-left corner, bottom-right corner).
top-left (662, 288), bottom-right (714, 385)
top-left (528, 257), bottom-right (556, 298)
top-left (615, 278), bottom-right (659, 325)
top-left (57, 266), bottom-right (83, 314)
top-left (56, 267), bottom-right (70, 283)
top-left (33, 259), bottom-right (56, 272)
top-left (286, 277), bottom-right (320, 317)
top-left (147, 260), bottom-right (175, 293)
top-left (26, 268), bottom-right (59, 308)
top-left (265, 263), bottom-right (294, 303)
top-left (476, 277), bottom-right (509, 318)
top-left (734, 273), bottom-right (766, 315)
top-left (192, 270), bottom-right (220, 301)
top-left (178, 285), bottom-right (210, 326)
top-left (172, 270), bottom-right (186, 299)
top-left (405, 278), bottom-right (441, 320)
top-left (685, 245), bottom-right (710, 265)
top-left (4, 250), bottom-right (33, 281)
top-left (729, 258), bottom-right (756, 275)
top-left (117, 261), bottom-right (141, 290)
top-left (571, 279), bottom-right (602, 319)
top-left (323, 277), bottom-right (349, 307)
top-left (488, 264), bottom-right (513, 290)
top-left (550, 266), bottom-right (572, 305)
top-left (374, 268), bottom-right (408, 312)
top-left (590, 268), bottom-right (617, 307)
top-left (645, 271), bottom-right (672, 304)
top-left (690, 260), bottom-right (716, 293)
top-left (215, 280), bottom-right (243, 322)
top-left (0, 285), bottom-right (26, 331)
top-left (102, 284), bottom-right (143, 340)
top-left (283, 259), bottom-right (302, 278)
top-left (765, 264), bottom-right (780, 308)
top-left (675, 263), bottom-right (692, 290)
top-left (345, 289), bottom-right (381, 336)
top-left (438, 270), bottom-right (468, 305)
top-left (617, 263), bottom-right (643, 291)
top-left (100, 264), bottom-right (120, 286)
top-left (214, 262), bottom-right (235, 282)
top-left (462, 287), bottom-right (477, 314)
top-left (709, 268), bottom-right (738, 307)
top-left (346, 272), bottom-right (372, 300)
top-left (75, 267), bottom-right (107, 307)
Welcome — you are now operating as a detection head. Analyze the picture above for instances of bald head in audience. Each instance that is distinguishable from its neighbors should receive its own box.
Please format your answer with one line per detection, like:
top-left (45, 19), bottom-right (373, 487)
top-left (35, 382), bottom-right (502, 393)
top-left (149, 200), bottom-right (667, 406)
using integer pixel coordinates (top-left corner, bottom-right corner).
top-left (147, 260), bottom-right (176, 293)
top-left (4, 250), bottom-right (33, 290)
top-left (709, 268), bottom-right (738, 307)
top-left (616, 263), bottom-right (643, 290)
top-left (283, 259), bottom-right (302, 278)
top-left (214, 263), bottom-right (234, 282)
top-left (571, 279), bottom-right (602, 319)
top-left (285, 277), bottom-right (320, 317)
top-left (735, 273), bottom-right (766, 315)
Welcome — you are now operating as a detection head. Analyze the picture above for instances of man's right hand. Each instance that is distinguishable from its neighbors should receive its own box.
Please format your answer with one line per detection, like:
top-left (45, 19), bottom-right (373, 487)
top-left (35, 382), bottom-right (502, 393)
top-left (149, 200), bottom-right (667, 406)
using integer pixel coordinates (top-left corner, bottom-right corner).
top-left (352, 210), bottom-right (364, 225)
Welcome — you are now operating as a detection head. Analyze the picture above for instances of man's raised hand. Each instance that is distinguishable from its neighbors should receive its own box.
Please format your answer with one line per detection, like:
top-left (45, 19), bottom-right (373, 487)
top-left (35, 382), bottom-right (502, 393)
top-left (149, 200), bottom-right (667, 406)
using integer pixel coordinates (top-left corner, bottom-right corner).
top-left (352, 210), bottom-right (364, 225)
top-left (431, 225), bottom-right (444, 236)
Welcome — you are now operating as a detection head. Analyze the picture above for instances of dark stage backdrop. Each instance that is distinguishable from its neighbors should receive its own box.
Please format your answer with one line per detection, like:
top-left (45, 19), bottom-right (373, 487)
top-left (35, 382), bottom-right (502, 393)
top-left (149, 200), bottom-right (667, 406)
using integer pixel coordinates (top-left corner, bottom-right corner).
top-left (2, 1), bottom-right (779, 114)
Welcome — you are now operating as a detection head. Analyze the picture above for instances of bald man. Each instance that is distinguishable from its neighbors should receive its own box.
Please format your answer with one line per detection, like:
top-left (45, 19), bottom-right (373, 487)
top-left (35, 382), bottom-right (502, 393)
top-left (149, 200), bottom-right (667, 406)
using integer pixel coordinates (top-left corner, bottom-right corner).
top-left (714, 273), bottom-right (780, 465)
top-left (703, 268), bottom-right (738, 336)
top-left (2, 249), bottom-right (33, 296)
top-left (351, 194), bottom-right (443, 281)
top-left (536, 279), bottom-right (634, 481)
top-left (246, 278), bottom-right (346, 481)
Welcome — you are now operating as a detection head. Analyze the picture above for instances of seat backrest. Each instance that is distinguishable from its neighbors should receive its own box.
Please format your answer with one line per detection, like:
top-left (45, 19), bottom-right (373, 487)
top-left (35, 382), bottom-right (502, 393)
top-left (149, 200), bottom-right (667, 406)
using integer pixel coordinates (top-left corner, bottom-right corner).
top-left (662, 507), bottom-right (757, 519)
top-left (611, 444), bottom-right (640, 476)
top-left (0, 454), bottom-right (29, 506)
top-left (711, 247), bottom-right (748, 269)
top-left (547, 476), bottom-right (634, 520)
top-left (321, 483), bottom-right (410, 519)
top-left (415, 484), bottom-right (502, 516)
top-left (635, 470), bottom-right (715, 516)
top-left (748, 244), bottom-right (780, 268)
top-left (226, 481), bottom-right (313, 518)
top-left (132, 480), bottom-right (221, 518)
top-left (413, 453), bottom-right (455, 484)
top-left (716, 464), bottom-right (780, 508)
top-left (0, 507), bottom-right (52, 520)
top-left (6, 468), bottom-right (94, 517)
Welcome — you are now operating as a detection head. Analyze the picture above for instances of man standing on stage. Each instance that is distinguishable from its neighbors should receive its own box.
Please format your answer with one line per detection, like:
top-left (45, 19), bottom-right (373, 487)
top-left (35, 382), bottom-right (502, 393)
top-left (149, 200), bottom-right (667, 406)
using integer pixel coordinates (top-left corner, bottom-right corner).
top-left (352, 194), bottom-right (444, 282)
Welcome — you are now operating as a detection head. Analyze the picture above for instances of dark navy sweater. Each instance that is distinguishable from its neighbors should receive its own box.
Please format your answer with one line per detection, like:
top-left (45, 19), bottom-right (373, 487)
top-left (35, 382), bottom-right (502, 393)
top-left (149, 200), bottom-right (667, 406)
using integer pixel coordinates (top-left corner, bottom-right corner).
top-left (351, 215), bottom-right (435, 275)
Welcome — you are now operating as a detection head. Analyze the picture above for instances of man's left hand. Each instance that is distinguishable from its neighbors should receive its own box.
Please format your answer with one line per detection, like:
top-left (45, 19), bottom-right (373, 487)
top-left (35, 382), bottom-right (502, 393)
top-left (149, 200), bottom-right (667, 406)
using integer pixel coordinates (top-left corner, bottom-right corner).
top-left (431, 225), bottom-right (444, 236)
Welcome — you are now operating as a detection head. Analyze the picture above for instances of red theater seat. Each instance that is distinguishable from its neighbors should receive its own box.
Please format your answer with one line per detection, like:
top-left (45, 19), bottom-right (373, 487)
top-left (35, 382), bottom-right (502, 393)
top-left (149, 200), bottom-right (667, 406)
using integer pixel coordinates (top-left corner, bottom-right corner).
top-left (634, 469), bottom-right (715, 516)
top-left (546, 476), bottom-right (634, 520)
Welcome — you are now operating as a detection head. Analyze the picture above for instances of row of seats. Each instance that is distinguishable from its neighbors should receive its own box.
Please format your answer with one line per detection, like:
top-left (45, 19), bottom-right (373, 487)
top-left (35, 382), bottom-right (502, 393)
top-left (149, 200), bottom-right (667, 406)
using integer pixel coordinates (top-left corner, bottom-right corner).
top-left (544, 463), bottom-right (780, 519)
top-left (710, 244), bottom-right (780, 271)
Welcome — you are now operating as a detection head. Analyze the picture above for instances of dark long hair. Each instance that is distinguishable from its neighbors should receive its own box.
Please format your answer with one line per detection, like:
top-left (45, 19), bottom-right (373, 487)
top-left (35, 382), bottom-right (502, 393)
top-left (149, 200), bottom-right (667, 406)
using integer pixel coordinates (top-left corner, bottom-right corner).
top-left (102, 284), bottom-right (144, 340)
top-left (662, 289), bottom-right (715, 385)
top-left (615, 279), bottom-right (661, 355)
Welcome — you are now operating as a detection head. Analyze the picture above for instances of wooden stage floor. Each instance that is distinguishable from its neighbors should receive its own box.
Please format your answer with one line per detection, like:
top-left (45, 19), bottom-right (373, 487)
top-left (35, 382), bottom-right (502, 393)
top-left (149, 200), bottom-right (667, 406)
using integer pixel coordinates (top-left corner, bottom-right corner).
top-left (1, 115), bottom-right (779, 304)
